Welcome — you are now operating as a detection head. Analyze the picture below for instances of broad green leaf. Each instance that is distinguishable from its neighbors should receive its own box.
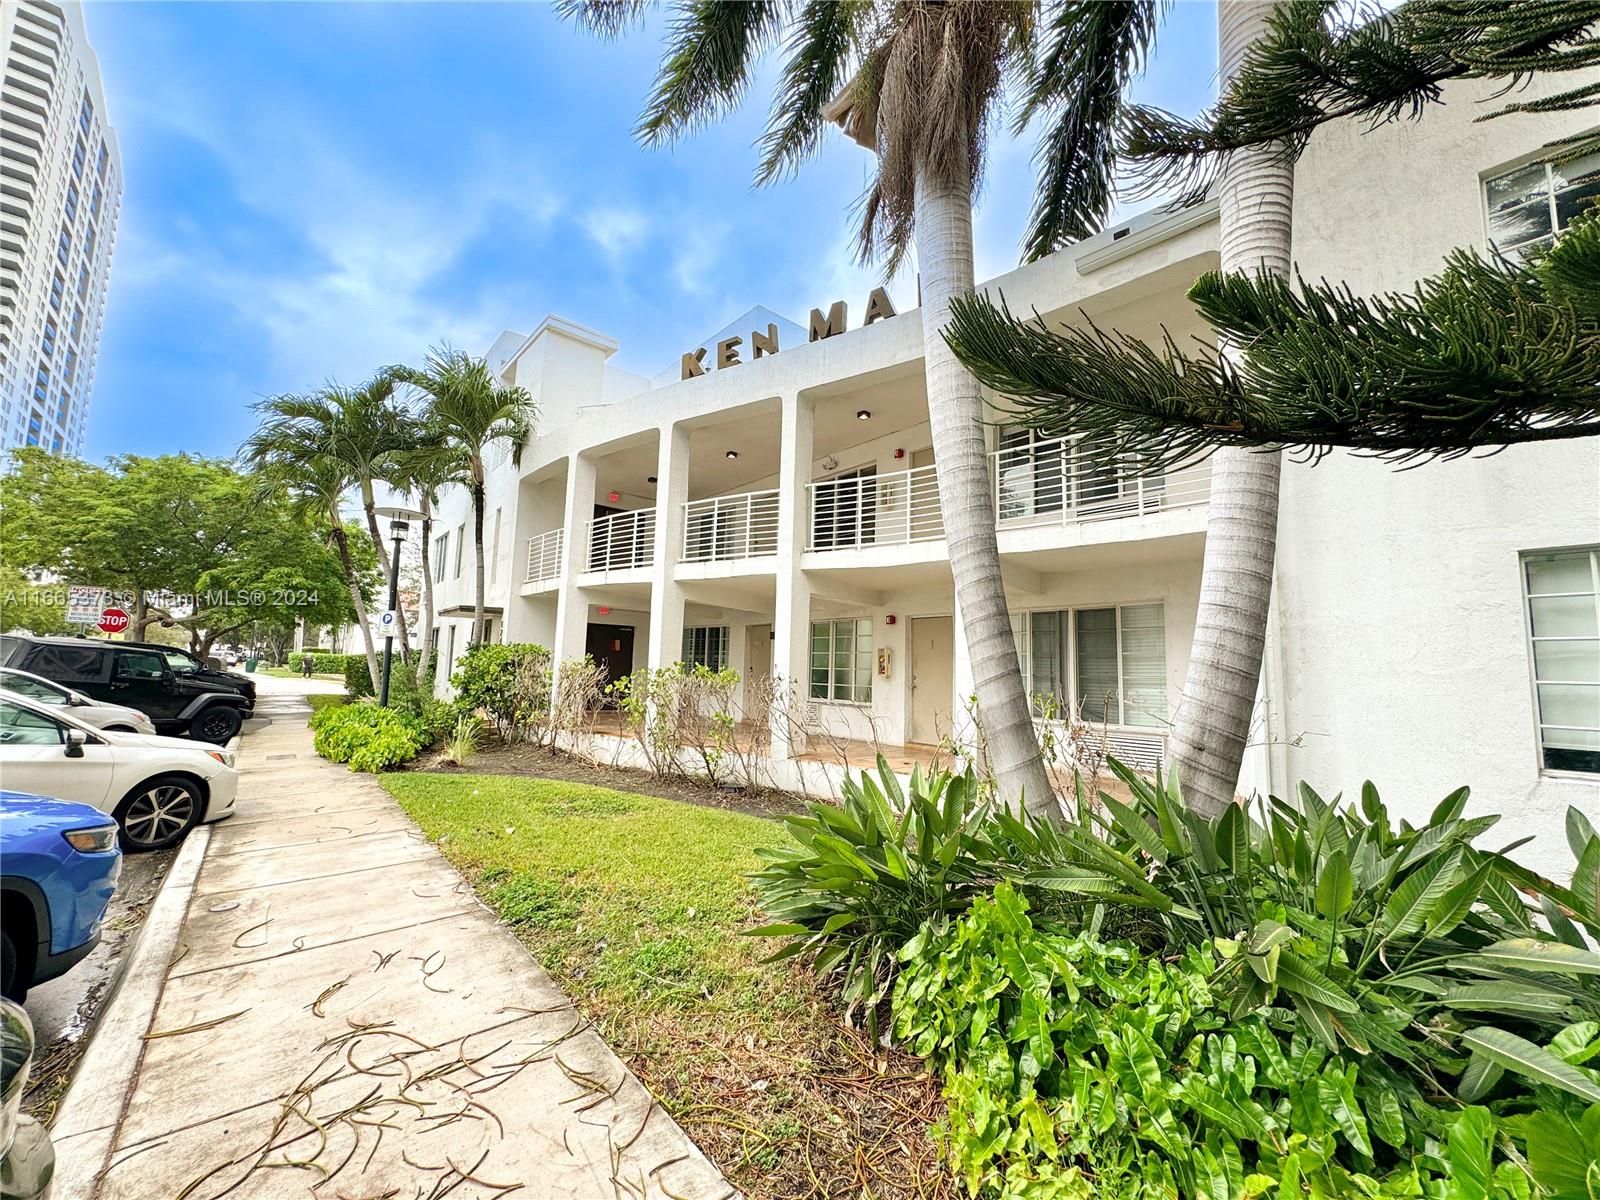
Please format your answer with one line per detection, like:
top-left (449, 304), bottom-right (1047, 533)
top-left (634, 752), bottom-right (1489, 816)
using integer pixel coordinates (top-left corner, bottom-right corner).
top-left (1460, 1026), bottom-right (1600, 1103)
top-left (1316, 849), bottom-right (1354, 921)
top-left (1217, 802), bottom-right (1249, 870)
top-left (743, 922), bottom-right (810, 938)
top-left (1096, 790), bottom-right (1169, 862)
top-left (1430, 786), bottom-right (1471, 826)
top-left (1428, 861), bottom-right (1492, 937)
top-left (1381, 848), bottom-right (1460, 940)
top-left (1456, 1051), bottom-right (1503, 1102)
top-left (1473, 938), bottom-right (1600, 976)
top-left (1278, 950), bottom-right (1360, 1013)
top-left (1569, 805), bottom-right (1598, 862)
top-left (1442, 980), bottom-right (1575, 1015)
top-left (1444, 1106), bottom-right (1494, 1200)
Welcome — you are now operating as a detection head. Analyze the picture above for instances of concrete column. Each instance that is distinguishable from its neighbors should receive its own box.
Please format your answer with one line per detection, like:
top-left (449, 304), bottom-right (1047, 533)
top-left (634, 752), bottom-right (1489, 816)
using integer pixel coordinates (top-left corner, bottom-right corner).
top-left (772, 392), bottom-right (814, 757)
top-left (551, 453), bottom-right (597, 678)
top-left (646, 423), bottom-right (690, 673)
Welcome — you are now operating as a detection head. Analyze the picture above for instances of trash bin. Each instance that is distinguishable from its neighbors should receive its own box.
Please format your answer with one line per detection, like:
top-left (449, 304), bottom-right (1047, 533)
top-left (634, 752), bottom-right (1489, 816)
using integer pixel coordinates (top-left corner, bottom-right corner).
top-left (245, 657), bottom-right (258, 672)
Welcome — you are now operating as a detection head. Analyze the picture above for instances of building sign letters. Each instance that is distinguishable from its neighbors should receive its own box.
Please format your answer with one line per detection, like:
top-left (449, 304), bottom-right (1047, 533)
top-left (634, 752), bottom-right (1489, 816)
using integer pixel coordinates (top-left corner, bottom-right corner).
top-left (681, 287), bottom-right (899, 381)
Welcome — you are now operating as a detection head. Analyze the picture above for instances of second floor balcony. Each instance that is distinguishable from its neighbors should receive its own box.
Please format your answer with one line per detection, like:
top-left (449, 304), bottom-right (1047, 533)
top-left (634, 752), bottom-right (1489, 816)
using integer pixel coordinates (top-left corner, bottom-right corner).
top-left (682, 490), bottom-right (779, 563)
top-left (588, 507), bottom-right (655, 572)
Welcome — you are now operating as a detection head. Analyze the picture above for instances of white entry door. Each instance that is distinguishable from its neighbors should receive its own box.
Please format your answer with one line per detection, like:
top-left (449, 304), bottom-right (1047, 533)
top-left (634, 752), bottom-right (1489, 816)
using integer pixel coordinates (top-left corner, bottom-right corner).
top-left (908, 616), bottom-right (954, 746)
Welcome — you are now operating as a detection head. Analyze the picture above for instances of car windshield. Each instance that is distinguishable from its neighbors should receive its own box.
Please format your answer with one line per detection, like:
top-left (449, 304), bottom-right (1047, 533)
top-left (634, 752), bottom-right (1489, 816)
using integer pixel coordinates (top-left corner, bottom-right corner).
top-left (0, 672), bottom-right (68, 704)
top-left (163, 652), bottom-right (199, 674)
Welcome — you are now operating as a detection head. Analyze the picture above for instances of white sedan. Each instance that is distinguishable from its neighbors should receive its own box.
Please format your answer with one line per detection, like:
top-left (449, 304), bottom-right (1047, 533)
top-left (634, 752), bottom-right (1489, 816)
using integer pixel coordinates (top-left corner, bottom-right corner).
top-left (0, 667), bottom-right (158, 736)
top-left (0, 692), bottom-right (239, 852)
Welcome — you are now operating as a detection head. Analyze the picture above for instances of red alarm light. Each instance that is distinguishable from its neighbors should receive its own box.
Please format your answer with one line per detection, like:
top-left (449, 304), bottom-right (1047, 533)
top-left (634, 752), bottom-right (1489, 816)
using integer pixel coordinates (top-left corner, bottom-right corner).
top-left (598, 606), bottom-right (611, 616)
top-left (607, 490), bottom-right (620, 503)
top-left (885, 614), bottom-right (897, 625)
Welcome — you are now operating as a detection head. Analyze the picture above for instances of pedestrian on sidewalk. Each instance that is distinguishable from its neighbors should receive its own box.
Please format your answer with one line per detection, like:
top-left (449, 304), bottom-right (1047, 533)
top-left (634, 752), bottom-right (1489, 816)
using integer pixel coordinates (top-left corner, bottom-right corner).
top-left (300, 653), bottom-right (313, 678)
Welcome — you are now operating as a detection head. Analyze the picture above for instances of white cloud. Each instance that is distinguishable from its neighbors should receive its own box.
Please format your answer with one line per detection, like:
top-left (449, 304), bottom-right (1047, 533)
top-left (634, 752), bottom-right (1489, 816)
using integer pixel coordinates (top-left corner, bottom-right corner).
top-left (111, 73), bottom-right (564, 389)
top-left (579, 205), bottom-right (649, 262)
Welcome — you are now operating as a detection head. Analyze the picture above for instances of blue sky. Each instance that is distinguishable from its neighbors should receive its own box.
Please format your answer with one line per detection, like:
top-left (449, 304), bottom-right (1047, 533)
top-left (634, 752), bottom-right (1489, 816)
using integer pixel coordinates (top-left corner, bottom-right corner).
top-left (84, 1), bottom-right (1219, 461)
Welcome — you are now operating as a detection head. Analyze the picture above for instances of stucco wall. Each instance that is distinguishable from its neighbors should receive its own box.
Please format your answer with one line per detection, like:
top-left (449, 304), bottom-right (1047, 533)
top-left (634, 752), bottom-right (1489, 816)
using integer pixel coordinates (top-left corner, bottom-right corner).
top-left (1275, 76), bottom-right (1600, 877)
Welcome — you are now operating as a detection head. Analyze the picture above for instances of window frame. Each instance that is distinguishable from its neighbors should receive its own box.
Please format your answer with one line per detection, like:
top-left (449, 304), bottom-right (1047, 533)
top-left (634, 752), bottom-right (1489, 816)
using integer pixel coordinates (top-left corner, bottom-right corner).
top-left (1483, 145), bottom-right (1600, 260)
top-left (1521, 545), bottom-right (1600, 777)
top-left (680, 625), bottom-right (730, 672)
top-left (1011, 602), bottom-right (1169, 727)
top-left (453, 524), bottom-right (466, 579)
top-left (809, 617), bottom-right (874, 704)
top-left (0, 698), bottom-right (68, 746)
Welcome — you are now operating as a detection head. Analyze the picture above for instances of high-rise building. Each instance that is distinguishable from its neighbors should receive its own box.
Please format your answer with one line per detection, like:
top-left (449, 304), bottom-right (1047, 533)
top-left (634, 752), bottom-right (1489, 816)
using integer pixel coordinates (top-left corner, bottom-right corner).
top-left (0, 0), bottom-right (121, 459)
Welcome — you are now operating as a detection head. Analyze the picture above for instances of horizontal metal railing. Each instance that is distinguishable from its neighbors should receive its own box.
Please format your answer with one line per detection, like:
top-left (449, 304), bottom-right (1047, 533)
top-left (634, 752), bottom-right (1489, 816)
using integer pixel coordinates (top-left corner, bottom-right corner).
top-left (525, 528), bottom-right (564, 583)
top-left (587, 508), bottom-right (655, 572)
top-left (991, 436), bottom-right (1210, 528)
top-left (682, 490), bottom-right (780, 562)
top-left (806, 464), bottom-right (942, 550)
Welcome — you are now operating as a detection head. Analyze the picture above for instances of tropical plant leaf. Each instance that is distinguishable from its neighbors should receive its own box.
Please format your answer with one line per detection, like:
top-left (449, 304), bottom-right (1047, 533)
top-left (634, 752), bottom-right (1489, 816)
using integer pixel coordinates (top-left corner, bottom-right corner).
top-left (1460, 1026), bottom-right (1600, 1103)
top-left (1472, 938), bottom-right (1600, 976)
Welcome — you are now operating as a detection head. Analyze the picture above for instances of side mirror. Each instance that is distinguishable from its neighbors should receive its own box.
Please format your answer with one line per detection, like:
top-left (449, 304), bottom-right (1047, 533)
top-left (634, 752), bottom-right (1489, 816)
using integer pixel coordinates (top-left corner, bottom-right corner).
top-left (68, 693), bottom-right (89, 706)
top-left (64, 729), bottom-right (87, 758)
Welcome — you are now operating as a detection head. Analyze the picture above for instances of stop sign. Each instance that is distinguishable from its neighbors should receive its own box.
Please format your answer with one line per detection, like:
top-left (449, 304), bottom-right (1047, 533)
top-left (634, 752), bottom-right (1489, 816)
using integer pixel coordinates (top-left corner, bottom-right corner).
top-left (98, 608), bottom-right (129, 635)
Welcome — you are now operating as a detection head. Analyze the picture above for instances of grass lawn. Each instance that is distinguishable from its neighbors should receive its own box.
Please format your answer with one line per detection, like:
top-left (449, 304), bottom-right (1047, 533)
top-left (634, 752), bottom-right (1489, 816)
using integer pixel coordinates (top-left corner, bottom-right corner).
top-left (381, 772), bottom-right (952, 1200)
top-left (305, 693), bottom-right (346, 713)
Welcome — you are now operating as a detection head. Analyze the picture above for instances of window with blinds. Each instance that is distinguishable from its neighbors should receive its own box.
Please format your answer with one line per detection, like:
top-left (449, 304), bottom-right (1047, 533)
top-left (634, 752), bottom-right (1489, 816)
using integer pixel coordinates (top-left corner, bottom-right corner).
top-left (1012, 604), bottom-right (1168, 727)
top-left (681, 626), bottom-right (730, 671)
top-left (810, 618), bottom-right (873, 703)
top-left (1523, 547), bottom-right (1600, 774)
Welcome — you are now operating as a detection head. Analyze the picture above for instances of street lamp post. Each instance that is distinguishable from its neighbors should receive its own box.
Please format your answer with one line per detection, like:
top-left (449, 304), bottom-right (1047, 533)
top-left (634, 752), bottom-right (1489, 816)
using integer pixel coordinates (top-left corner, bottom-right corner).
top-left (374, 506), bottom-right (423, 708)
top-left (379, 517), bottom-right (408, 707)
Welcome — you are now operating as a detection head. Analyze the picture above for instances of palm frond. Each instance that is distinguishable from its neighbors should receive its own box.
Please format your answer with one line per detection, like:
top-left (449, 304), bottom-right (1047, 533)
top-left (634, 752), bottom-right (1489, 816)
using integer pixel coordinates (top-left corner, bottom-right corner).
top-left (1015, 1), bottom-right (1162, 259)
top-left (556, 0), bottom-right (650, 38)
top-left (756, 0), bottom-right (871, 186)
top-left (638, 0), bottom-right (784, 146)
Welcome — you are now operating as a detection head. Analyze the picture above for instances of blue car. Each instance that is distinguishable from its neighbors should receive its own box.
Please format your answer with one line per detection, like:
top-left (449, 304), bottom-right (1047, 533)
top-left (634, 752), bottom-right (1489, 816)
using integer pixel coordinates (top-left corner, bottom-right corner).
top-left (0, 791), bottom-right (121, 1002)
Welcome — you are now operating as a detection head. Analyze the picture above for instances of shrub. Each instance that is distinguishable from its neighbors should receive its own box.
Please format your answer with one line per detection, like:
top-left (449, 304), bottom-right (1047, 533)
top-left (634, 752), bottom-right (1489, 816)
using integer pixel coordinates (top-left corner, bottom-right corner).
top-left (309, 701), bottom-right (429, 772)
top-left (342, 654), bottom-right (375, 697)
top-left (990, 763), bottom-right (1600, 1101)
top-left (749, 757), bottom-right (995, 1027)
top-left (892, 882), bottom-right (1583, 1200)
top-left (610, 664), bottom-right (743, 783)
top-left (451, 642), bottom-right (550, 739)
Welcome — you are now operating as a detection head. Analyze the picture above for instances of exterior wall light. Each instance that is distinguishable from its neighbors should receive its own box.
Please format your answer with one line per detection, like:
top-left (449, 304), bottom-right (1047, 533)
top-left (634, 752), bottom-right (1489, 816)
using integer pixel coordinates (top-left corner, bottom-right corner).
top-left (856, 410), bottom-right (871, 420)
top-left (725, 450), bottom-right (739, 460)
top-left (647, 475), bottom-right (657, 484)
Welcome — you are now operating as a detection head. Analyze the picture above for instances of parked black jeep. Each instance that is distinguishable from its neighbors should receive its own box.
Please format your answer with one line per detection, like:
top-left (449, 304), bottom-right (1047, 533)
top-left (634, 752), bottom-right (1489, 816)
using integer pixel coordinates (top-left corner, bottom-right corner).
top-left (0, 635), bottom-right (252, 744)
top-left (120, 641), bottom-right (257, 707)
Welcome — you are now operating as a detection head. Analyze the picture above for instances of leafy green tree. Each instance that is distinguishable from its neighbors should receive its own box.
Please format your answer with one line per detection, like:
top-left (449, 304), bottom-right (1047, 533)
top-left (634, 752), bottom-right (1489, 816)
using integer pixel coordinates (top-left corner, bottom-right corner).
top-left (242, 412), bottom-right (387, 690)
top-left (561, 0), bottom-right (1170, 817)
top-left (0, 449), bottom-right (367, 655)
top-left (391, 347), bottom-right (534, 649)
top-left (388, 441), bottom-right (457, 686)
top-left (0, 562), bottom-right (69, 635)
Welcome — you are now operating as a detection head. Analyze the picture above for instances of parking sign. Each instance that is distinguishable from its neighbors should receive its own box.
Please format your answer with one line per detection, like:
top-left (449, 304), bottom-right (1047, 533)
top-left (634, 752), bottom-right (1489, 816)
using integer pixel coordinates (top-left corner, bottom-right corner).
top-left (66, 586), bottom-right (107, 625)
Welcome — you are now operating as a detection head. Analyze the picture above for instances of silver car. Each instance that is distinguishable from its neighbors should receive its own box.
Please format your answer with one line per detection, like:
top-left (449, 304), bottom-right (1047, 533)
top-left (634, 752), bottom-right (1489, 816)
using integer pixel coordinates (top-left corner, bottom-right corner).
top-left (0, 668), bottom-right (156, 736)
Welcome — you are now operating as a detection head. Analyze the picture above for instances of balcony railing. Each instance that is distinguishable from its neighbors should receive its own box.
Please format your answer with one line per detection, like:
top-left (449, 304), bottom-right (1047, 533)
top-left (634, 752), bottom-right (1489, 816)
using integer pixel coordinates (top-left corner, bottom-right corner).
top-left (991, 436), bottom-right (1209, 528)
top-left (525, 528), bottom-right (564, 584)
top-left (807, 464), bottom-right (942, 551)
top-left (587, 508), bottom-right (655, 572)
top-left (682, 490), bottom-right (780, 562)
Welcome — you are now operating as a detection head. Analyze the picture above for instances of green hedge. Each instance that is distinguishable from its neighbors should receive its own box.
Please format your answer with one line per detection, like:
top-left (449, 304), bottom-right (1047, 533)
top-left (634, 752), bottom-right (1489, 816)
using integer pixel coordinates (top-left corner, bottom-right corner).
top-left (309, 700), bottom-right (429, 772)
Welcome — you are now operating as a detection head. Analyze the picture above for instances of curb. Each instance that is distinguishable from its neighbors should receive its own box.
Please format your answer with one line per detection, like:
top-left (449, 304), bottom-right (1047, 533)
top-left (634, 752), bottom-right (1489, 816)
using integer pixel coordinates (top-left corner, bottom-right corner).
top-left (47, 821), bottom-right (211, 1200)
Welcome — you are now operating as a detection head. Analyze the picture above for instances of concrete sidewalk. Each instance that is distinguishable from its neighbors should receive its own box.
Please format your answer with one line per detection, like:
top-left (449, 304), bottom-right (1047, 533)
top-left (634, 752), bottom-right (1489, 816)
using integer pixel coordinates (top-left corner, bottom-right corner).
top-left (53, 682), bottom-right (735, 1200)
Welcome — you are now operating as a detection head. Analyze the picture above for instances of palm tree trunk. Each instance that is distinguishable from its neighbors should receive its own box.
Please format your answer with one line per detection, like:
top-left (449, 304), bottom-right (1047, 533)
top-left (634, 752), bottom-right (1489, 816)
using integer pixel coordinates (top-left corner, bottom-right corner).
top-left (331, 513), bottom-right (382, 691)
top-left (361, 482), bottom-right (413, 663)
top-left (415, 500), bottom-right (436, 688)
top-left (471, 475), bottom-right (487, 645)
top-left (914, 163), bottom-right (1055, 820)
top-left (1165, 0), bottom-right (1293, 818)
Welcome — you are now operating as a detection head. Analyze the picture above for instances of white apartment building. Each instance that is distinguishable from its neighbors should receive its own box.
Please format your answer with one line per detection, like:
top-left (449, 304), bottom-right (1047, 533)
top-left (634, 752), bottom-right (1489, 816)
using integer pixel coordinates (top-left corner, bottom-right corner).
top-left (427, 73), bottom-right (1598, 879)
top-left (0, 0), bottom-right (121, 458)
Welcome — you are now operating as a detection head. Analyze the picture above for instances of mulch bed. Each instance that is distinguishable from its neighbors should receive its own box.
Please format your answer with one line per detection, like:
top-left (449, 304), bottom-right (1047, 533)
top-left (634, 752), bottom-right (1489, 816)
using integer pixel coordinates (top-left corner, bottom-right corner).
top-left (415, 736), bottom-right (811, 821)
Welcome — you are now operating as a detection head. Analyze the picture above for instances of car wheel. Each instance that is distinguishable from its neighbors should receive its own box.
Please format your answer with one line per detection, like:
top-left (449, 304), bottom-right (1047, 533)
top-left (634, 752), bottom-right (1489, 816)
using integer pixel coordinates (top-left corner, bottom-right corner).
top-left (115, 775), bottom-right (203, 852)
top-left (1, 929), bottom-right (24, 1002)
top-left (190, 706), bottom-right (241, 744)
